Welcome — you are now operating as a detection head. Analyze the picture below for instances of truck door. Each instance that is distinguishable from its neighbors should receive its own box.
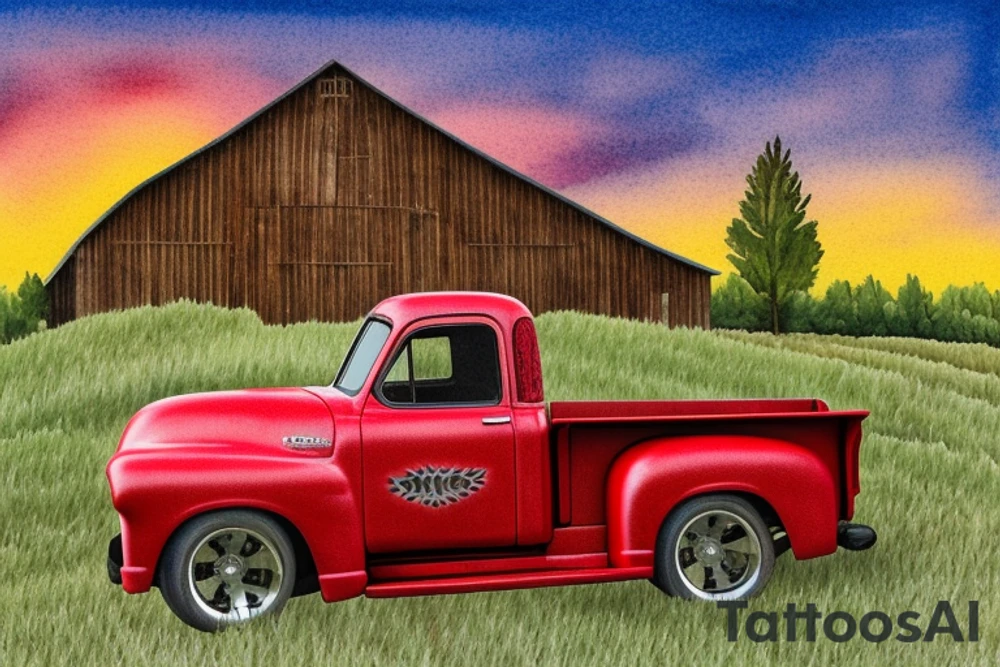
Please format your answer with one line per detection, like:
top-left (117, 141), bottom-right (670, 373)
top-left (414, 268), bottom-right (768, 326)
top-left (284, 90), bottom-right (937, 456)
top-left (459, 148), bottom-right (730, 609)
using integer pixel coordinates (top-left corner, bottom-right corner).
top-left (361, 317), bottom-right (517, 553)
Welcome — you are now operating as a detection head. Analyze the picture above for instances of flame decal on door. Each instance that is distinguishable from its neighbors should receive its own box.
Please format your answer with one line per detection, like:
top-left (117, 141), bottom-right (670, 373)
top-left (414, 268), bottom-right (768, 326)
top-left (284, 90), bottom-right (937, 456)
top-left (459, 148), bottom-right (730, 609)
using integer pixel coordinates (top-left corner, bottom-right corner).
top-left (388, 466), bottom-right (487, 507)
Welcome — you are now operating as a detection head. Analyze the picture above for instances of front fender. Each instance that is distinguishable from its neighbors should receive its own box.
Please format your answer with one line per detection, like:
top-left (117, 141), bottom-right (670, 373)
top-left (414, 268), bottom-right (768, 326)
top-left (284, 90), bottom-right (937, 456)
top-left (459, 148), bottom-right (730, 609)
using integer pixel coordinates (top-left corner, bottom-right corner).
top-left (606, 435), bottom-right (838, 567)
top-left (107, 452), bottom-right (366, 601)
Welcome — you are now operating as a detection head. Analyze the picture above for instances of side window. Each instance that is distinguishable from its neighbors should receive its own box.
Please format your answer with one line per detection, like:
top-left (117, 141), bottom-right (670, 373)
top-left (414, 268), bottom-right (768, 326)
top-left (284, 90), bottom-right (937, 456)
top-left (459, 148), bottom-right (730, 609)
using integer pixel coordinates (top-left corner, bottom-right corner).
top-left (411, 336), bottom-right (452, 381)
top-left (379, 324), bottom-right (501, 406)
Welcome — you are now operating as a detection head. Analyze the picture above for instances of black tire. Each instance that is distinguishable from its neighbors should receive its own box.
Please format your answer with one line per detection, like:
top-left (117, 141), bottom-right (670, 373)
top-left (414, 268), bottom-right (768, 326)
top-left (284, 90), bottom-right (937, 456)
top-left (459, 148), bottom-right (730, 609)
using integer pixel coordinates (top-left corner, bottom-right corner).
top-left (158, 510), bottom-right (297, 632)
top-left (652, 494), bottom-right (774, 601)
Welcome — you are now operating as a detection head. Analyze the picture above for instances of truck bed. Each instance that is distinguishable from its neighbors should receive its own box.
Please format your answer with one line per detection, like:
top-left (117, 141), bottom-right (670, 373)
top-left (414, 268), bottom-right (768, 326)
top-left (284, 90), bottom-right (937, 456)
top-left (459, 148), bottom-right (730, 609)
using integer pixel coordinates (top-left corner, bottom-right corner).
top-left (549, 398), bottom-right (869, 529)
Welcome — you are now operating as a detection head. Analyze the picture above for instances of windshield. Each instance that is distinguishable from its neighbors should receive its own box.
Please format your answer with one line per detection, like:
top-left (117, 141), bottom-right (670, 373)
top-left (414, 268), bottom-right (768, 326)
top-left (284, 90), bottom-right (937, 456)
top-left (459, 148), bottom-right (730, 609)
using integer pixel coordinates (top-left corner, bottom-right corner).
top-left (333, 318), bottom-right (391, 395)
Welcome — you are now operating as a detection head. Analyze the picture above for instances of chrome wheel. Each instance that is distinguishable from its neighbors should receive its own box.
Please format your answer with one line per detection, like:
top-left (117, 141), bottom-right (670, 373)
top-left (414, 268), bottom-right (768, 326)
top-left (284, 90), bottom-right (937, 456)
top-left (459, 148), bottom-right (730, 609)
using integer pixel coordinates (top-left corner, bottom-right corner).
top-left (674, 509), bottom-right (762, 600)
top-left (187, 528), bottom-right (284, 623)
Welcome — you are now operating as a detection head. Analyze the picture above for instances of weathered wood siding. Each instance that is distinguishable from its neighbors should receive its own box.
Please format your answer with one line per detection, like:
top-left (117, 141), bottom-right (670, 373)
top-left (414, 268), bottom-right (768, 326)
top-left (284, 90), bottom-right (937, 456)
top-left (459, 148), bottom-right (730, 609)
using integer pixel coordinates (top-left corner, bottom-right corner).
top-left (47, 64), bottom-right (713, 328)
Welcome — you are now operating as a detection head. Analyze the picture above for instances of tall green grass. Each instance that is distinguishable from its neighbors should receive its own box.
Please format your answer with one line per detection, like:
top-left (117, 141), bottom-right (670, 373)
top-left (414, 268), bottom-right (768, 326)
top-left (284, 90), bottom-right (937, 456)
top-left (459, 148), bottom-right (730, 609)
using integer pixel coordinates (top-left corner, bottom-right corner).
top-left (1, 302), bottom-right (997, 665)
top-left (741, 330), bottom-right (1000, 376)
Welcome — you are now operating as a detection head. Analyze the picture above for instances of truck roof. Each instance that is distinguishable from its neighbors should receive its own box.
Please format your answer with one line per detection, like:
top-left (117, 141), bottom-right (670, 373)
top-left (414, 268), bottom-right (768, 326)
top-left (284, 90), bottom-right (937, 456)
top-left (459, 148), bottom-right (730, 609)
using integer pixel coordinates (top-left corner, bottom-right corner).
top-left (371, 292), bottom-right (533, 328)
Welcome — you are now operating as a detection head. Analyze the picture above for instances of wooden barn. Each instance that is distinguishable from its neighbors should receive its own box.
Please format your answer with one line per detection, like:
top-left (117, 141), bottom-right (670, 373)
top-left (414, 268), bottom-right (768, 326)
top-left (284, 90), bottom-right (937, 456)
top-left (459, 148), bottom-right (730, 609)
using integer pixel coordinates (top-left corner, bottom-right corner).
top-left (46, 61), bottom-right (718, 328)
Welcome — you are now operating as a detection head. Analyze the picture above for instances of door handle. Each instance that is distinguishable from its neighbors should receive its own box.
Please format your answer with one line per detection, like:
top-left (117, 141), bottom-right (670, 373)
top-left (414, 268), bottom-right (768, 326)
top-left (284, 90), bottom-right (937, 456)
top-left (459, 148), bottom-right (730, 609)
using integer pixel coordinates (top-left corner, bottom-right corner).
top-left (482, 416), bottom-right (511, 425)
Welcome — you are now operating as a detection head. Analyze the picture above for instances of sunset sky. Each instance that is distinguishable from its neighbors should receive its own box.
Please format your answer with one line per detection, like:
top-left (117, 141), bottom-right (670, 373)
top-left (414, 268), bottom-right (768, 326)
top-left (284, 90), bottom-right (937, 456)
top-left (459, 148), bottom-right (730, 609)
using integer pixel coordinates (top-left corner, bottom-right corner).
top-left (1, 1), bottom-right (998, 294)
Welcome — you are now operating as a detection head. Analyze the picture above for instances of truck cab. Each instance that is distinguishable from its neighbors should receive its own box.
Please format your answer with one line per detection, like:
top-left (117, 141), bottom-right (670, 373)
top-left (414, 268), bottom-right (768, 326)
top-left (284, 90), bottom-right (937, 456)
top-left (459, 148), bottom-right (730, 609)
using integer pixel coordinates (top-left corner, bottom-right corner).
top-left (107, 292), bottom-right (876, 632)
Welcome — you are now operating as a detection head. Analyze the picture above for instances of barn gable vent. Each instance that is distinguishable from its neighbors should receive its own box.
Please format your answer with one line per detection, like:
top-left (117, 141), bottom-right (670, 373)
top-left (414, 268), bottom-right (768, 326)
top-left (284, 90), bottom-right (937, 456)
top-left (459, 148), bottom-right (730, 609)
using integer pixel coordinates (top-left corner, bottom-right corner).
top-left (319, 77), bottom-right (352, 98)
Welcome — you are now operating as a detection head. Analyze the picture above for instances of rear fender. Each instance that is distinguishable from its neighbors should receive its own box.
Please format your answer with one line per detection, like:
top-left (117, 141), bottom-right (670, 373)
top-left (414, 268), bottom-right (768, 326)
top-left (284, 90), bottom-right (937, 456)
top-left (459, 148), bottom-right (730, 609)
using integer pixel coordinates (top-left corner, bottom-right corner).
top-left (108, 453), bottom-right (367, 601)
top-left (606, 435), bottom-right (838, 567)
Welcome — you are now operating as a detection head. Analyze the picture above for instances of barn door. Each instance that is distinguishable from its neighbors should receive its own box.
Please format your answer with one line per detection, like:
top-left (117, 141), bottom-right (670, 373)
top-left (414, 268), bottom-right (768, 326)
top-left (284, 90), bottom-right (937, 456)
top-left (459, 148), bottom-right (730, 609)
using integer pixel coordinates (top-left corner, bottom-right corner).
top-left (262, 205), bottom-right (439, 324)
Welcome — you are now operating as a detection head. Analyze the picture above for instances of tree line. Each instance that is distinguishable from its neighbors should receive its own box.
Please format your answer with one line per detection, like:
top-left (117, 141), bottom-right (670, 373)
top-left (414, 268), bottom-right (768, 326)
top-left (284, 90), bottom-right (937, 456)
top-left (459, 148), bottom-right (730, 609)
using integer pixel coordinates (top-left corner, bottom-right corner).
top-left (1, 273), bottom-right (49, 344)
top-left (712, 273), bottom-right (1000, 345)
top-left (718, 136), bottom-right (995, 344)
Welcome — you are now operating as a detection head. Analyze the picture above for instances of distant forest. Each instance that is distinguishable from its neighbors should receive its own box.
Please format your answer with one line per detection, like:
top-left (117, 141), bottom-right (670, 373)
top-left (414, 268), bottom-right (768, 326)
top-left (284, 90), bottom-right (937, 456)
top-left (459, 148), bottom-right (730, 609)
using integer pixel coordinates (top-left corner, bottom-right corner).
top-left (712, 273), bottom-right (1000, 346)
top-left (1, 273), bottom-right (48, 344)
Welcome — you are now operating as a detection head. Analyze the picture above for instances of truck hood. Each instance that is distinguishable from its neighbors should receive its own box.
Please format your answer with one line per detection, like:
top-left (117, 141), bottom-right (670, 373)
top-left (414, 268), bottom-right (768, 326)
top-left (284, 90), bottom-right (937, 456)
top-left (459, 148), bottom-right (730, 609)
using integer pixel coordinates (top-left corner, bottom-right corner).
top-left (114, 387), bottom-right (335, 458)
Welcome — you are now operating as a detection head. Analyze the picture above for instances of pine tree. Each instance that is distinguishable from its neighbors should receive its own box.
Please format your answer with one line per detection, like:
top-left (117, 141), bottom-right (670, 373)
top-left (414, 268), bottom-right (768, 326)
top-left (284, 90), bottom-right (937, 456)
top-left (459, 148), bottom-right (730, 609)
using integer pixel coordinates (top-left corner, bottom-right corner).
top-left (13, 272), bottom-right (48, 337)
top-left (814, 280), bottom-right (858, 335)
top-left (725, 136), bottom-right (824, 334)
top-left (781, 290), bottom-right (818, 333)
top-left (1, 273), bottom-right (49, 343)
top-left (893, 274), bottom-right (933, 338)
top-left (16, 272), bottom-right (48, 322)
top-left (933, 286), bottom-right (970, 342)
top-left (854, 275), bottom-right (893, 336)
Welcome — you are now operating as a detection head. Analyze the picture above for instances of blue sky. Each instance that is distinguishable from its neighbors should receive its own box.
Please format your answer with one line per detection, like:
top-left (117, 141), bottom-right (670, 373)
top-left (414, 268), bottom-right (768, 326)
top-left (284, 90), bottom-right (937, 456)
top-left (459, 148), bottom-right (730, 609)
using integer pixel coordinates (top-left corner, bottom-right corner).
top-left (1, 0), bottom-right (998, 290)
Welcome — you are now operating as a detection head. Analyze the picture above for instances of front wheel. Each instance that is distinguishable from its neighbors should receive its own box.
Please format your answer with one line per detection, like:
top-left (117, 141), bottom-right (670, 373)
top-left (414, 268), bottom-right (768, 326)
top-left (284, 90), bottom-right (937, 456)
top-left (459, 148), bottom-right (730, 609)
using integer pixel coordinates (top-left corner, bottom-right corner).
top-left (653, 495), bottom-right (774, 601)
top-left (158, 510), bottom-right (297, 632)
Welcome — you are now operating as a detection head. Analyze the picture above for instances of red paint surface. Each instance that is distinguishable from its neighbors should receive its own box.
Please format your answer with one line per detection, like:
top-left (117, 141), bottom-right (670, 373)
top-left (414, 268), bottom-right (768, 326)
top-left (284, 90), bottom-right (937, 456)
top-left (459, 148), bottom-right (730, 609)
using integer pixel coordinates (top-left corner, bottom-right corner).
top-left (107, 291), bottom-right (871, 603)
top-left (318, 571), bottom-right (369, 603)
top-left (549, 398), bottom-right (832, 422)
top-left (364, 566), bottom-right (654, 598)
top-left (605, 434), bottom-right (849, 565)
top-left (545, 525), bottom-right (607, 555)
top-left (513, 405), bottom-right (553, 545)
top-left (369, 553), bottom-right (607, 581)
top-left (556, 427), bottom-right (572, 525)
top-left (362, 400), bottom-right (518, 552)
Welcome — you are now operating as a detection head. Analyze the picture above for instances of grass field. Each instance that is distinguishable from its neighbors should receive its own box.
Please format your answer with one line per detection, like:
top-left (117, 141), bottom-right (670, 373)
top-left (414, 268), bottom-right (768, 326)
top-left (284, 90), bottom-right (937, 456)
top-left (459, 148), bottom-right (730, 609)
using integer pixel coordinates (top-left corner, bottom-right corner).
top-left (1, 302), bottom-right (998, 665)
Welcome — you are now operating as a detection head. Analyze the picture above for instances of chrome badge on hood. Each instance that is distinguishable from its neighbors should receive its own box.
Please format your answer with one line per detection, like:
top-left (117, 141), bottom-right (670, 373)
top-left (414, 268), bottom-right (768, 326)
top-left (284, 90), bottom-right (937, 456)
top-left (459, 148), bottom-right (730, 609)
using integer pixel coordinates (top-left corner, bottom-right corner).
top-left (282, 435), bottom-right (333, 449)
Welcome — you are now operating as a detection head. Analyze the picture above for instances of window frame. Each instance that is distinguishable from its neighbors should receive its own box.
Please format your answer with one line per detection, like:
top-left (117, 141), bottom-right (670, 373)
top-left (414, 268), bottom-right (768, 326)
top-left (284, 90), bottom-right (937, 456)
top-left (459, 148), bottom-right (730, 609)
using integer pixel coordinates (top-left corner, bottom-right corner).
top-left (372, 320), bottom-right (506, 409)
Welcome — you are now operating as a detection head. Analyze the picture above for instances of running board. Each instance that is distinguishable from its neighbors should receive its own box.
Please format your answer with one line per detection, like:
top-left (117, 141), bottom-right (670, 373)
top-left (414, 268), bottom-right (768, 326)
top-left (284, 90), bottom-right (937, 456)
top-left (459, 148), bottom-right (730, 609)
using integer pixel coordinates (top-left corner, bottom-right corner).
top-left (364, 566), bottom-right (653, 598)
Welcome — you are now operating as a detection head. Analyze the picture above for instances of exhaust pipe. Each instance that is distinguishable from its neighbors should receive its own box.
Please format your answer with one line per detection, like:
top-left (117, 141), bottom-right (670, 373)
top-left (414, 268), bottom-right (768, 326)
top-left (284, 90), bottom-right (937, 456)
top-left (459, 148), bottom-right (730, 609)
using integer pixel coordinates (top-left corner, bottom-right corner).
top-left (837, 521), bottom-right (877, 551)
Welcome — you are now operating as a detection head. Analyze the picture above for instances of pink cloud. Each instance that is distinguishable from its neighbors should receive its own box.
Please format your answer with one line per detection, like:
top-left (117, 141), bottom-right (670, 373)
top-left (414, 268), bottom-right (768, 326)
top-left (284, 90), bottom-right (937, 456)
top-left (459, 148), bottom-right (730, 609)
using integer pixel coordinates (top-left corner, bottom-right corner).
top-left (0, 47), bottom-right (285, 201)
top-left (0, 46), bottom-right (284, 141)
top-left (426, 103), bottom-right (606, 188)
top-left (85, 59), bottom-right (186, 99)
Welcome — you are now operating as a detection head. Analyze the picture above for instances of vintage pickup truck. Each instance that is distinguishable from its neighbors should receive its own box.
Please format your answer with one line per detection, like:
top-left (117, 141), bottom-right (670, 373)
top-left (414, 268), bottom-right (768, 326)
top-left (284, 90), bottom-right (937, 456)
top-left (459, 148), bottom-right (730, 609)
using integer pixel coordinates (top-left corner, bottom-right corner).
top-left (107, 291), bottom-right (876, 631)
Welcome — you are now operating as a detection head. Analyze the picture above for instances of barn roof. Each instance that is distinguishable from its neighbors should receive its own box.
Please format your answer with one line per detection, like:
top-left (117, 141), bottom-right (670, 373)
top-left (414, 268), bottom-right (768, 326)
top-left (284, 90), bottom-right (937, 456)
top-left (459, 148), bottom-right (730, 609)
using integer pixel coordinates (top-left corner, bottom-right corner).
top-left (46, 59), bottom-right (719, 283)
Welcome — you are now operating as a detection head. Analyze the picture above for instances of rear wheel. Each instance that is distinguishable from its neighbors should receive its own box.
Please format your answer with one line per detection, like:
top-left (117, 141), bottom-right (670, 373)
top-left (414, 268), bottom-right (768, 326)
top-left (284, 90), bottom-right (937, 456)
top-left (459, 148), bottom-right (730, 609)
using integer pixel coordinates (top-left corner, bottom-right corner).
top-left (159, 510), bottom-right (296, 632)
top-left (653, 495), bottom-right (774, 600)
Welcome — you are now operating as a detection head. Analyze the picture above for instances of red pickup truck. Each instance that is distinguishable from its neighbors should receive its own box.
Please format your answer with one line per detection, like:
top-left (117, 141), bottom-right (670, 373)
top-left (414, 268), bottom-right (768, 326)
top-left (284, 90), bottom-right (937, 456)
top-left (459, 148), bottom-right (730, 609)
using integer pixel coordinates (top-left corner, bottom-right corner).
top-left (107, 292), bottom-right (876, 631)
